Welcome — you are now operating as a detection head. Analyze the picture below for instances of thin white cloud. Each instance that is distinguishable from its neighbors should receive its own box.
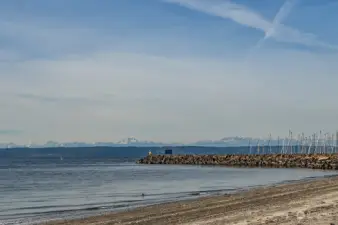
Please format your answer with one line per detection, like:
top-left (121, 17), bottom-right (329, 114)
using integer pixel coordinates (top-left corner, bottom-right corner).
top-left (0, 49), bottom-right (23, 62)
top-left (0, 129), bottom-right (23, 136)
top-left (1, 51), bottom-right (338, 144)
top-left (165, 0), bottom-right (271, 30)
top-left (164, 0), bottom-right (338, 50)
top-left (0, 20), bottom-right (115, 58)
top-left (0, 2), bottom-right (338, 144)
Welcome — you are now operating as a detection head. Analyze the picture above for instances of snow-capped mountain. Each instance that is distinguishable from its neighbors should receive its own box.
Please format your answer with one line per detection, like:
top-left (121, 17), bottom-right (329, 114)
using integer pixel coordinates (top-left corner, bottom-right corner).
top-left (115, 137), bottom-right (167, 146)
top-left (0, 136), bottom-right (294, 149)
top-left (116, 136), bottom-right (141, 145)
top-left (192, 136), bottom-right (289, 147)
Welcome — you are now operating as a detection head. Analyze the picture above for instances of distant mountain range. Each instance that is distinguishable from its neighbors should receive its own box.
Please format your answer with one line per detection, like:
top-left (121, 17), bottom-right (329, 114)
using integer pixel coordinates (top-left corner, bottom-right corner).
top-left (0, 136), bottom-right (299, 149)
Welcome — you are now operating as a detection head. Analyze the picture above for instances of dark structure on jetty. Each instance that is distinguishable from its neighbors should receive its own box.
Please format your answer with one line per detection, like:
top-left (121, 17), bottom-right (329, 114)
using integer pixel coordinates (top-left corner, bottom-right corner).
top-left (137, 154), bottom-right (338, 170)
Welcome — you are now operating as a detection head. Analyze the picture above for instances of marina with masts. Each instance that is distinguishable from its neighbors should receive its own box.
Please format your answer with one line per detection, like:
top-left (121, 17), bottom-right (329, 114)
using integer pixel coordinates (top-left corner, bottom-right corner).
top-left (249, 130), bottom-right (338, 155)
top-left (139, 130), bottom-right (338, 170)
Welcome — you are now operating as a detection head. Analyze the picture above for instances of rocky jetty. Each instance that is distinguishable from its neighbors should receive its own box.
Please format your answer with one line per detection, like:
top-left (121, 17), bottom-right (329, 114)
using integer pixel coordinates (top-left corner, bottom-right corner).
top-left (137, 154), bottom-right (338, 170)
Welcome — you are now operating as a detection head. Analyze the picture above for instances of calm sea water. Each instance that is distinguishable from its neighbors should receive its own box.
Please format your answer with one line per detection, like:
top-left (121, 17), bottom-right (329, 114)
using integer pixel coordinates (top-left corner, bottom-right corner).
top-left (0, 147), bottom-right (337, 225)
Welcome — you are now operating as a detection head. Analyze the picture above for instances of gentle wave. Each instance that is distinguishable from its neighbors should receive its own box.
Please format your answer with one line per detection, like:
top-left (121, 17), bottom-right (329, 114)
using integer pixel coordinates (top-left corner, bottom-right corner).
top-left (1, 152), bottom-right (338, 225)
top-left (0, 187), bottom-right (237, 215)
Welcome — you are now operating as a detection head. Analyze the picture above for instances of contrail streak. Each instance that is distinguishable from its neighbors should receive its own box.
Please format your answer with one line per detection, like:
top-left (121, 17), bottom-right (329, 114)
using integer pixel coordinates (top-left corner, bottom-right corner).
top-left (243, 0), bottom-right (299, 74)
top-left (252, 0), bottom-right (299, 51)
top-left (165, 0), bottom-right (338, 51)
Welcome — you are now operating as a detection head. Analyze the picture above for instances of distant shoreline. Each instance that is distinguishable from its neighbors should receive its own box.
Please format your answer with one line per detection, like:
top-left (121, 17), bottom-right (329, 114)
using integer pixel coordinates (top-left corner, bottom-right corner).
top-left (45, 174), bottom-right (338, 225)
top-left (0, 144), bottom-right (317, 150)
top-left (1, 146), bottom-right (206, 149)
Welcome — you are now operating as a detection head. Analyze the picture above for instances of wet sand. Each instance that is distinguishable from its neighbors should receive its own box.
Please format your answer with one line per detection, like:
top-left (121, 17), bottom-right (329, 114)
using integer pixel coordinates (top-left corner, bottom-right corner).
top-left (45, 175), bottom-right (338, 225)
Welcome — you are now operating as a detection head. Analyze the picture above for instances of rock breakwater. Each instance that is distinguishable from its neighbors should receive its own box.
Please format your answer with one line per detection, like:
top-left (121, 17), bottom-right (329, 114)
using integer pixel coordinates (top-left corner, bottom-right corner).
top-left (137, 154), bottom-right (338, 170)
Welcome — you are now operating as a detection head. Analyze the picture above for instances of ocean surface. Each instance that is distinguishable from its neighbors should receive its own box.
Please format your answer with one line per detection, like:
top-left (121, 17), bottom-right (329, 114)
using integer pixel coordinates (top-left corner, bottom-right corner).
top-left (0, 147), bottom-right (337, 225)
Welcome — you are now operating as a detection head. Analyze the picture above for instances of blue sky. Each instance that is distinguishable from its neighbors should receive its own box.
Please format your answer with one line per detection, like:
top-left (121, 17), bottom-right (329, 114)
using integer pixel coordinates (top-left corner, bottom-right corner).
top-left (1, 0), bottom-right (338, 144)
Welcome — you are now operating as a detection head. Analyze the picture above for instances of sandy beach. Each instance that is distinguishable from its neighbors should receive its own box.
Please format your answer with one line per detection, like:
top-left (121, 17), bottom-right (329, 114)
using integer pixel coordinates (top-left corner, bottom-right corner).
top-left (44, 175), bottom-right (338, 225)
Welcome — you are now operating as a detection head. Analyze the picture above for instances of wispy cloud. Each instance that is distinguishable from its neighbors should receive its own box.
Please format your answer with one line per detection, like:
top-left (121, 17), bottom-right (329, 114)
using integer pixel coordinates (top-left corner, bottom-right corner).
top-left (0, 50), bottom-right (338, 143)
top-left (13, 92), bottom-right (114, 106)
top-left (0, 0), bottom-right (337, 144)
top-left (0, 20), bottom-right (113, 59)
top-left (0, 129), bottom-right (23, 136)
top-left (164, 0), bottom-right (338, 50)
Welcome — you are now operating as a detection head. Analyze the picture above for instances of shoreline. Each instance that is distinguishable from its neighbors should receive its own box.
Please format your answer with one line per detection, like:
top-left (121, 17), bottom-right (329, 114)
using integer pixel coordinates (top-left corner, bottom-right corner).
top-left (45, 174), bottom-right (338, 225)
